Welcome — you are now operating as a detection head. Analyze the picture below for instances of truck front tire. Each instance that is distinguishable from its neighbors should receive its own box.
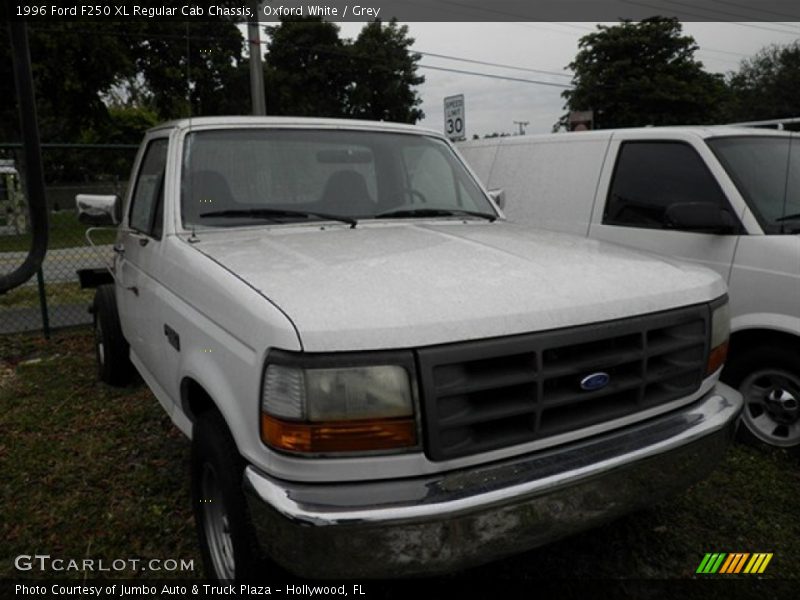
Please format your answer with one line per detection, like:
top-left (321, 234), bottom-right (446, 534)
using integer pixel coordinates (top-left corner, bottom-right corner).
top-left (92, 285), bottom-right (133, 386)
top-left (191, 410), bottom-right (270, 581)
top-left (723, 346), bottom-right (800, 455)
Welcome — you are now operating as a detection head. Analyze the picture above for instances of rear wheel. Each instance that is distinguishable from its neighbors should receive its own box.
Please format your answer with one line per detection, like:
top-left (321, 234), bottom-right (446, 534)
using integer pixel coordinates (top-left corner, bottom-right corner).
top-left (722, 346), bottom-right (800, 454)
top-left (192, 410), bottom-right (274, 581)
top-left (92, 284), bottom-right (132, 386)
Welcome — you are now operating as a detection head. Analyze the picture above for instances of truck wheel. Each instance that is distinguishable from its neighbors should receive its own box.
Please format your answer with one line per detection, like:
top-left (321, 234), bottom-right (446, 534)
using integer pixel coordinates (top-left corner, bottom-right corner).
top-left (722, 347), bottom-right (800, 455)
top-left (192, 410), bottom-right (269, 582)
top-left (92, 285), bottom-right (132, 386)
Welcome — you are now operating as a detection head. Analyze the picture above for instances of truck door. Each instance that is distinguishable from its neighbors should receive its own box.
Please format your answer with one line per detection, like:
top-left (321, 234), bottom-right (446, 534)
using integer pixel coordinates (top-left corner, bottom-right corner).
top-left (117, 138), bottom-right (170, 391)
top-left (589, 139), bottom-right (741, 282)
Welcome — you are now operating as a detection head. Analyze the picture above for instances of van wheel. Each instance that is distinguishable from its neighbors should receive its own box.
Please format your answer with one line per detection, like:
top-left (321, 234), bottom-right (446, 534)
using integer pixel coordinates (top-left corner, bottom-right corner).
top-left (722, 347), bottom-right (800, 455)
top-left (92, 285), bottom-right (132, 386)
top-left (192, 410), bottom-right (271, 581)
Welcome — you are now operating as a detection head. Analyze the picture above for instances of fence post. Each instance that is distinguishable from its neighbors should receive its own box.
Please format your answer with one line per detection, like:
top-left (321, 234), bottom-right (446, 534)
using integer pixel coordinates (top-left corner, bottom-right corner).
top-left (36, 267), bottom-right (50, 339)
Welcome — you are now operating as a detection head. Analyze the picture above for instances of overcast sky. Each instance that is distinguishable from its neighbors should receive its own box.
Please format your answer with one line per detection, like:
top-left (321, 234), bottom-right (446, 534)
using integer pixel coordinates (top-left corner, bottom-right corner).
top-left (318, 22), bottom-right (800, 137)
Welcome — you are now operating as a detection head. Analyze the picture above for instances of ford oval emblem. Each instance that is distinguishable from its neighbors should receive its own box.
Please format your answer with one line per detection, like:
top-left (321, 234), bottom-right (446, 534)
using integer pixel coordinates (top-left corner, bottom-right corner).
top-left (580, 372), bottom-right (610, 391)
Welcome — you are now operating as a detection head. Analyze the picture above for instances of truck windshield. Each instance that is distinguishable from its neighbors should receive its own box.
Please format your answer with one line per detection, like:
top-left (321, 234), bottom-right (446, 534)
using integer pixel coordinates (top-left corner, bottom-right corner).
top-left (181, 128), bottom-right (495, 228)
top-left (707, 135), bottom-right (800, 234)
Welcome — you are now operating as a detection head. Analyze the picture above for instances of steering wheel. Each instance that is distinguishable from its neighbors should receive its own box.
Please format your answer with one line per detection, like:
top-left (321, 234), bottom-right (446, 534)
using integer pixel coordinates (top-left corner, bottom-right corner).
top-left (402, 188), bottom-right (428, 205)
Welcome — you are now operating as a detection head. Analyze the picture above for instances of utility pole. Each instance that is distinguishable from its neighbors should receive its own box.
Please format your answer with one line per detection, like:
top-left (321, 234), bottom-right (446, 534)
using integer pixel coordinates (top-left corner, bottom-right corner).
top-left (513, 120), bottom-right (529, 136)
top-left (248, 0), bottom-right (266, 115)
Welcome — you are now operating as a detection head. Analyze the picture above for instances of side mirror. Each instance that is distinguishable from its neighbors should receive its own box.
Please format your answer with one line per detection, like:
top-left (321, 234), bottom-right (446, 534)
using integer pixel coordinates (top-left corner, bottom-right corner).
top-left (664, 202), bottom-right (738, 234)
top-left (76, 194), bottom-right (120, 226)
top-left (488, 188), bottom-right (506, 210)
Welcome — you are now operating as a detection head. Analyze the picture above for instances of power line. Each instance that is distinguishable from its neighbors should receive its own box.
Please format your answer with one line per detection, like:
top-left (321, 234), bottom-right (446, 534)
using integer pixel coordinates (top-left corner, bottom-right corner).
top-left (535, 21), bottom-right (753, 61)
top-left (623, 0), bottom-right (800, 36)
top-left (552, 22), bottom-right (596, 31)
top-left (416, 50), bottom-right (572, 78)
top-left (664, 0), bottom-right (800, 32)
top-left (698, 46), bottom-right (749, 58)
top-left (711, 0), bottom-right (800, 21)
top-left (418, 64), bottom-right (573, 89)
top-left (257, 37), bottom-right (576, 89)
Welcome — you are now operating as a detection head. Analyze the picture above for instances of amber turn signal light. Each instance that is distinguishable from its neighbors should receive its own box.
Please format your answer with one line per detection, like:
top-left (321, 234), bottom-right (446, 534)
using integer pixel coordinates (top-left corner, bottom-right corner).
top-left (706, 340), bottom-right (729, 376)
top-left (261, 414), bottom-right (417, 453)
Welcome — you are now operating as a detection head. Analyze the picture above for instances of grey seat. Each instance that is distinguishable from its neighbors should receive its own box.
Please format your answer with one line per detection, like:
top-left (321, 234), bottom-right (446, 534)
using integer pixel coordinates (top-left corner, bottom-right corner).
top-left (320, 170), bottom-right (374, 216)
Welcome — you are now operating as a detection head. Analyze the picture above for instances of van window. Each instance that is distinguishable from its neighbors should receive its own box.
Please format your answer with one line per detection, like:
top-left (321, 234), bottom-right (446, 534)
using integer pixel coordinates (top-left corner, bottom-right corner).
top-left (708, 135), bottom-right (800, 234)
top-left (604, 142), bottom-right (728, 230)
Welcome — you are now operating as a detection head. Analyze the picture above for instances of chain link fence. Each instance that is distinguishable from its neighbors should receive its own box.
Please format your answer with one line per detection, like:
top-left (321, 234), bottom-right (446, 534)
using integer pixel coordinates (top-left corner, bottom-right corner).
top-left (0, 144), bottom-right (138, 335)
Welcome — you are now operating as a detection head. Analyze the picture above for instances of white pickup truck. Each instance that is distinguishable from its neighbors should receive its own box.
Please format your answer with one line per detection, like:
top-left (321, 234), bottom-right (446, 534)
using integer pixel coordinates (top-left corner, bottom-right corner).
top-left (77, 117), bottom-right (741, 581)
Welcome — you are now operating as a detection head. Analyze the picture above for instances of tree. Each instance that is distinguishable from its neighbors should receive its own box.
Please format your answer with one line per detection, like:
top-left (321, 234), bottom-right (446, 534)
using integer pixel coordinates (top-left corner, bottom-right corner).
top-left (723, 42), bottom-right (800, 123)
top-left (127, 21), bottom-right (248, 119)
top-left (0, 20), bottom-right (248, 142)
top-left (558, 17), bottom-right (726, 130)
top-left (347, 19), bottom-right (424, 123)
top-left (1, 21), bottom-right (248, 187)
top-left (0, 22), bottom-right (134, 143)
top-left (264, 17), bottom-right (351, 118)
top-left (262, 17), bottom-right (424, 122)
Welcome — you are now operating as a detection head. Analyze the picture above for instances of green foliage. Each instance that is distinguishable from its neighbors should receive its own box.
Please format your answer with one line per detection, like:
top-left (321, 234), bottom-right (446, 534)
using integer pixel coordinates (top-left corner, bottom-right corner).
top-left (559, 18), bottom-right (727, 130)
top-left (724, 42), bottom-right (800, 122)
top-left (126, 21), bottom-right (248, 119)
top-left (348, 19), bottom-right (424, 123)
top-left (263, 17), bottom-right (424, 123)
top-left (83, 105), bottom-right (160, 146)
top-left (1, 22), bottom-right (247, 183)
top-left (264, 17), bottom-right (351, 118)
top-left (0, 21), bottom-right (247, 144)
top-left (0, 23), bottom-right (133, 143)
top-left (0, 15), bottom-right (425, 186)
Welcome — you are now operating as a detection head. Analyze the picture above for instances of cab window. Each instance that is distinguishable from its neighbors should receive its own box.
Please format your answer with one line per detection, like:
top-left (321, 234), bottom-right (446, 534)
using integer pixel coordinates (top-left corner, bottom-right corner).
top-left (129, 139), bottom-right (168, 238)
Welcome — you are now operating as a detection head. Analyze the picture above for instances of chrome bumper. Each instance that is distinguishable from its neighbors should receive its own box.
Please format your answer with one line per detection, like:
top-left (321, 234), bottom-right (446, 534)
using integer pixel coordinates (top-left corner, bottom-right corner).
top-left (243, 384), bottom-right (742, 578)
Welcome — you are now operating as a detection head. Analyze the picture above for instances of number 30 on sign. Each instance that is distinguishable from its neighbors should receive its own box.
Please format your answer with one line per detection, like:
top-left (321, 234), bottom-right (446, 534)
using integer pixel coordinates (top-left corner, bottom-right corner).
top-left (444, 95), bottom-right (465, 141)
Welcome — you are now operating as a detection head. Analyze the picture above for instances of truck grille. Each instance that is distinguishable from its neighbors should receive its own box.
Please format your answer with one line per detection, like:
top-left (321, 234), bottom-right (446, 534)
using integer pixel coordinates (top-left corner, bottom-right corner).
top-left (418, 304), bottom-right (710, 461)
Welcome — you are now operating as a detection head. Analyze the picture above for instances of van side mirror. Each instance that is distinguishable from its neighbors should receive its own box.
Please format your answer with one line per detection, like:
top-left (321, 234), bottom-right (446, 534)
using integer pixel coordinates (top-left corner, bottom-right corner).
top-left (488, 189), bottom-right (506, 210)
top-left (664, 203), bottom-right (738, 234)
top-left (76, 194), bottom-right (120, 226)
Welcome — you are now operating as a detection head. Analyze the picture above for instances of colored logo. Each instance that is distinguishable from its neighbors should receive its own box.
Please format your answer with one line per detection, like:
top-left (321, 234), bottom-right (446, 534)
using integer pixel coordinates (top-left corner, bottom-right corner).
top-left (696, 553), bottom-right (773, 575)
top-left (580, 372), bottom-right (610, 391)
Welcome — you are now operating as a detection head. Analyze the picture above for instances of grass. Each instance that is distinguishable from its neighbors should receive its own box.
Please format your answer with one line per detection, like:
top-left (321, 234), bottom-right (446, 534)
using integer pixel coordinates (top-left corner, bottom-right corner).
top-left (1, 330), bottom-right (798, 588)
top-left (0, 331), bottom-right (198, 580)
top-left (0, 211), bottom-right (117, 253)
top-left (0, 281), bottom-right (93, 310)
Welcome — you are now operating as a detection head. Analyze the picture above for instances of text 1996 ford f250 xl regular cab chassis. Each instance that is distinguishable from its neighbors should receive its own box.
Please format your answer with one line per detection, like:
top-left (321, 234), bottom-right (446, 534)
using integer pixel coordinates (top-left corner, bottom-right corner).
top-left (76, 116), bottom-right (742, 580)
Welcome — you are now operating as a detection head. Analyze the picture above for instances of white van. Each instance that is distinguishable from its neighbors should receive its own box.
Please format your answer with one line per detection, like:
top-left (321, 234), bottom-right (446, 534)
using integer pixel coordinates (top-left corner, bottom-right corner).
top-left (459, 127), bottom-right (800, 453)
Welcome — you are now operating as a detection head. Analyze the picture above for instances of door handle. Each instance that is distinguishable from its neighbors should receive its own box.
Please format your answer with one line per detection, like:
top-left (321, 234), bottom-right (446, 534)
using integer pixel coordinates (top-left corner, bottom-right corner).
top-left (125, 285), bottom-right (139, 296)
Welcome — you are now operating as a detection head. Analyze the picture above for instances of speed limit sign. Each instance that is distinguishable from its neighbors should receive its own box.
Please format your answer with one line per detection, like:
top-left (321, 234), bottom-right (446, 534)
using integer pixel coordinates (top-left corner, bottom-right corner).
top-left (444, 94), bottom-right (465, 141)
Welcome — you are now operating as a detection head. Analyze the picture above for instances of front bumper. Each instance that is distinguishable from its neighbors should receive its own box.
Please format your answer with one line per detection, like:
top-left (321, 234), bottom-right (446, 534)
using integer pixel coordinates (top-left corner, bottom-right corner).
top-left (243, 383), bottom-right (742, 578)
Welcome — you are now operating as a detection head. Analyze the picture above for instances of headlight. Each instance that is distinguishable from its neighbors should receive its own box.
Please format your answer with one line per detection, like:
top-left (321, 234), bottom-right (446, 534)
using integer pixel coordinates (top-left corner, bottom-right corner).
top-left (260, 351), bottom-right (418, 454)
top-left (707, 297), bottom-right (730, 375)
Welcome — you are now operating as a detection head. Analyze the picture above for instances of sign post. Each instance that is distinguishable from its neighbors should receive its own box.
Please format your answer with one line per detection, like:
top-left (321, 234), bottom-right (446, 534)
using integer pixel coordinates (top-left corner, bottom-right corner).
top-left (444, 94), bottom-right (465, 141)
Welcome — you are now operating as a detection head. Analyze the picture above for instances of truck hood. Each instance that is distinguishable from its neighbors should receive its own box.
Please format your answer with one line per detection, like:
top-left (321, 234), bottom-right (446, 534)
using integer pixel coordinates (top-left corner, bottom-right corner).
top-left (191, 221), bottom-right (726, 352)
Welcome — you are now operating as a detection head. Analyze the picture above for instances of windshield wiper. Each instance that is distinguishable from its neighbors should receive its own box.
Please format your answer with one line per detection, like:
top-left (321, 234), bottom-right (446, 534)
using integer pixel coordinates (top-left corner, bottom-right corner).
top-left (775, 212), bottom-right (800, 222)
top-left (374, 208), bottom-right (497, 222)
top-left (200, 208), bottom-right (357, 228)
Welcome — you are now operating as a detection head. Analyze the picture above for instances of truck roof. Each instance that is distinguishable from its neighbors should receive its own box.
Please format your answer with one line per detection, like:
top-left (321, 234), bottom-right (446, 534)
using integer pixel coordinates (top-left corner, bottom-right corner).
top-left (147, 115), bottom-right (444, 138)
top-left (459, 125), bottom-right (792, 147)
